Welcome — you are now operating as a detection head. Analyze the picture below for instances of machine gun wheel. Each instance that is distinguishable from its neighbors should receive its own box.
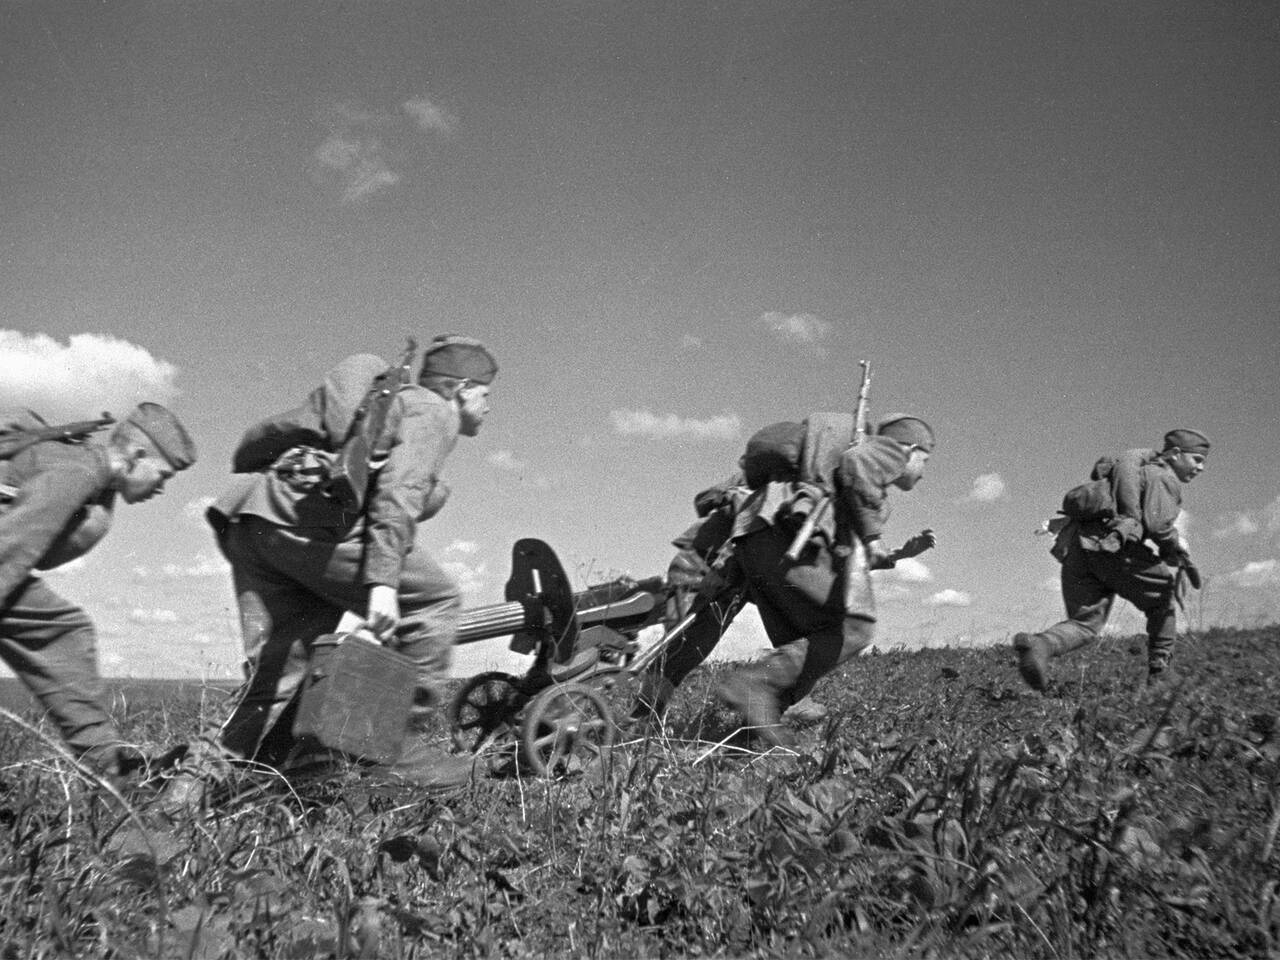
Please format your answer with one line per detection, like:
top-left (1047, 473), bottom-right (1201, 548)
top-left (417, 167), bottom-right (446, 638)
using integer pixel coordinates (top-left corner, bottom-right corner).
top-left (520, 681), bottom-right (617, 778)
top-left (448, 671), bottom-right (523, 754)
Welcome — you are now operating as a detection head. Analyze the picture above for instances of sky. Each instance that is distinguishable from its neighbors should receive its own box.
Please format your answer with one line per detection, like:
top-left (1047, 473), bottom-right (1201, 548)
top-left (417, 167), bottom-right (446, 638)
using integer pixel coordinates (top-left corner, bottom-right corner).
top-left (2, 0), bottom-right (1278, 680)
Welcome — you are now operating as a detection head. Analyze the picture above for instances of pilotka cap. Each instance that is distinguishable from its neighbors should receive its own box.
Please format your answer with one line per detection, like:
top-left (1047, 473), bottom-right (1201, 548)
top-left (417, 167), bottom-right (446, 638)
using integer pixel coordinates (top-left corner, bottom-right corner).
top-left (420, 334), bottom-right (498, 385)
top-left (876, 414), bottom-right (936, 453)
top-left (1162, 428), bottom-right (1210, 455)
top-left (125, 402), bottom-right (197, 469)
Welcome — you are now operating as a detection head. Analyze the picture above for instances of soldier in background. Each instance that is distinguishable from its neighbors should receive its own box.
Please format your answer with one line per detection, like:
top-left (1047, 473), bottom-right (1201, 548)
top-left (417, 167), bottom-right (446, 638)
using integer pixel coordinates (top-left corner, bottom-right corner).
top-left (1014, 428), bottom-right (1210, 691)
top-left (205, 335), bottom-right (496, 788)
top-left (635, 414), bottom-right (937, 748)
top-left (0, 404), bottom-right (196, 778)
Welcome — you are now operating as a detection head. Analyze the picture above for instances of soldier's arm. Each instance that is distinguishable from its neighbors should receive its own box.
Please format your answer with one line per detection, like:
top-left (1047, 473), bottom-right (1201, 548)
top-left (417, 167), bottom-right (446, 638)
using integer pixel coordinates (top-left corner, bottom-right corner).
top-left (0, 458), bottom-right (104, 597)
top-left (836, 437), bottom-right (908, 545)
top-left (360, 391), bottom-right (456, 588)
top-left (1142, 466), bottom-right (1185, 557)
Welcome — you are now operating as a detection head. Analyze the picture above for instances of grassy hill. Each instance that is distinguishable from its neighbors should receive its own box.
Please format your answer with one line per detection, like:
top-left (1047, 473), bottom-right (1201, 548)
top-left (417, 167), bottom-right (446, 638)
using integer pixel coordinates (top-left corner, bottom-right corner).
top-left (1, 625), bottom-right (1277, 957)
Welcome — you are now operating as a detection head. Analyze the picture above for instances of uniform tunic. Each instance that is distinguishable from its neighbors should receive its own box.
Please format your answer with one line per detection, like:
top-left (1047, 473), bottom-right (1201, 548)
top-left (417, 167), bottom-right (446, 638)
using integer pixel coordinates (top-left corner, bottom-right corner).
top-left (0, 435), bottom-right (121, 757)
top-left (208, 355), bottom-right (463, 764)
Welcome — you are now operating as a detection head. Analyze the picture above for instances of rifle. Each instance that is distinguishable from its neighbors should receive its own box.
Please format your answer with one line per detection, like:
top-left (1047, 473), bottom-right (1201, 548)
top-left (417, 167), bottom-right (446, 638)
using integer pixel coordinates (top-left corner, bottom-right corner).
top-left (325, 338), bottom-right (418, 511)
top-left (784, 360), bottom-right (872, 561)
top-left (0, 411), bottom-right (116, 461)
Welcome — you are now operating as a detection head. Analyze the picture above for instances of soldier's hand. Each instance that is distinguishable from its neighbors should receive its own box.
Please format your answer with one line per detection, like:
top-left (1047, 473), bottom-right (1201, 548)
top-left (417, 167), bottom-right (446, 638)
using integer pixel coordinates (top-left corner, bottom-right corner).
top-left (1184, 562), bottom-right (1203, 591)
top-left (365, 584), bottom-right (401, 642)
top-left (898, 529), bottom-right (937, 558)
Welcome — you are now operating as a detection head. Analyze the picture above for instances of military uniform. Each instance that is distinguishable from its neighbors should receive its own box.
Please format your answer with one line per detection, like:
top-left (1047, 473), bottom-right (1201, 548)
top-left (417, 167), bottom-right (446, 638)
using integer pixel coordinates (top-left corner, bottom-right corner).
top-left (639, 415), bottom-right (934, 744)
top-left (0, 405), bottom-right (195, 771)
top-left (1016, 429), bottom-right (1209, 690)
top-left (209, 341), bottom-right (495, 767)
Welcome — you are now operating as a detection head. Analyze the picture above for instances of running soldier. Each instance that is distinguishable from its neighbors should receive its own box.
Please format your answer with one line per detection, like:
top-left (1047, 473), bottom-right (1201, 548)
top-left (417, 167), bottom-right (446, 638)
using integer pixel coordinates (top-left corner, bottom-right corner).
top-left (635, 413), bottom-right (937, 747)
top-left (1014, 428), bottom-right (1210, 691)
top-left (0, 404), bottom-right (196, 778)
top-left (206, 335), bottom-right (496, 786)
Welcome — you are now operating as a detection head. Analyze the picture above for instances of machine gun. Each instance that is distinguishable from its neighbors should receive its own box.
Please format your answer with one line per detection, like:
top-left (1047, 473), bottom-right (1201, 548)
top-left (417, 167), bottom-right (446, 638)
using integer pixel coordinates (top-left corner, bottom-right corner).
top-left (455, 538), bottom-right (669, 672)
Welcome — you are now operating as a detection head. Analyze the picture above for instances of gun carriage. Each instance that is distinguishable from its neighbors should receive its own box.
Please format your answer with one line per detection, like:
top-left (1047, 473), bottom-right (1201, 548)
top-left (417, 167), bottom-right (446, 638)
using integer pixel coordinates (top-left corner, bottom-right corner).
top-left (448, 538), bottom-right (698, 776)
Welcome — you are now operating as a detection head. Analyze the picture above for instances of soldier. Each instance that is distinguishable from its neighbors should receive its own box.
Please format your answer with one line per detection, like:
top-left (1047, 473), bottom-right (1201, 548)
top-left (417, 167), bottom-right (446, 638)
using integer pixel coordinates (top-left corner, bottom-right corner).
top-left (0, 404), bottom-right (196, 778)
top-left (1014, 428), bottom-right (1210, 691)
top-left (636, 414), bottom-right (937, 747)
top-left (205, 335), bottom-right (496, 787)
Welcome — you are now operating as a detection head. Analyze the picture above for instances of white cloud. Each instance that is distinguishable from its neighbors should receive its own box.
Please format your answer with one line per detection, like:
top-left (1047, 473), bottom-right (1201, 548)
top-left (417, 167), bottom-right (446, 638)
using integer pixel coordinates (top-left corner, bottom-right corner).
top-left (314, 96), bottom-right (457, 204)
top-left (0, 331), bottom-right (179, 421)
top-left (487, 449), bottom-right (528, 473)
top-left (1225, 559), bottom-right (1280, 589)
top-left (1266, 496), bottom-right (1280, 535)
top-left (445, 540), bottom-right (480, 555)
top-left (402, 96), bottom-right (457, 136)
top-left (129, 608), bottom-right (180, 624)
top-left (680, 334), bottom-right (704, 349)
top-left (611, 409), bottom-right (741, 441)
top-left (962, 473), bottom-right (1006, 503)
top-left (442, 560), bottom-right (486, 600)
top-left (1174, 510), bottom-right (1191, 537)
top-left (887, 557), bottom-right (933, 583)
top-left (314, 132), bottom-right (400, 203)
top-left (924, 589), bottom-right (973, 608)
top-left (758, 312), bottom-right (832, 357)
top-left (1214, 512), bottom-right (1260, 539)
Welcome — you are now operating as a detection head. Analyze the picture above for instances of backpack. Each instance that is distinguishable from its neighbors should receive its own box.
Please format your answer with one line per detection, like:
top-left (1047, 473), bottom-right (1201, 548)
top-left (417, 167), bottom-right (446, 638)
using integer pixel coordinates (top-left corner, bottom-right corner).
top-left (323, 338), bottom-right (418, 511)
top-left (737, 412), bottom-right (856, 490)
top-left (1060, 478), bottom-right (1116, 522)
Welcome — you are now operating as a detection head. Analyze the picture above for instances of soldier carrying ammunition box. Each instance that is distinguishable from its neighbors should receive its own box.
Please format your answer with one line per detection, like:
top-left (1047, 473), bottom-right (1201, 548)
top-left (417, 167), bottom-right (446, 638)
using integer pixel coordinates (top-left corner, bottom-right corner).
top-left (203, 334), bottom-right (497, 789)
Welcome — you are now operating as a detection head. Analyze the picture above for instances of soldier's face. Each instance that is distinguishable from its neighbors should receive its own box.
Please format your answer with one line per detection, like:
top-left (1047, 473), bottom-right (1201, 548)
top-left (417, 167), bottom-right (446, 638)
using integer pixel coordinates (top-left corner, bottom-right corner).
top-left (457, 384), bottom-right (491, 437)
top-left (1168, 450), bottom-right (1207, 483)
top-left (118, 452), bottom-right (174, 503)
top-left (892, 448), bottom-right (930, 491)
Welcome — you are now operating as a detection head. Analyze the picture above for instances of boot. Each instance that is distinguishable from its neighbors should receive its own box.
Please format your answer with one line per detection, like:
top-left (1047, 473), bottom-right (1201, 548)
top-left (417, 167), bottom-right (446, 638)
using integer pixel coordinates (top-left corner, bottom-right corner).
top-left (373, 740), bottom-right (482, 793)
top-left (626, 674), bottom-right (675, 734)
top-left (715, 671), bottom-right (795, 749)
top-left (1013, 633), bottom-right (1053, 691)
top-left (783, 696), bottom-right (829, 725)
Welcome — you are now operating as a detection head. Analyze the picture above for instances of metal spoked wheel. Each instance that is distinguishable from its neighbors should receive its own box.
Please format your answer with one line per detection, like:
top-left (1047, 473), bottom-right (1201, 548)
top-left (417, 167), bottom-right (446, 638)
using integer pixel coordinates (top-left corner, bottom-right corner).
top-left (519, 681), bottom-right (617, 778)
top-left (448, 671), bottom-right (522, 754)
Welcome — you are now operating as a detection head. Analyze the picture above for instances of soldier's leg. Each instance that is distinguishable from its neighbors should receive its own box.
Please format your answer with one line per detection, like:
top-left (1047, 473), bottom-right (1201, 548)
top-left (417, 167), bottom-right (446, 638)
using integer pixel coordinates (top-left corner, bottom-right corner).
top-left (1112, 556), bottom-right (1178, 680)
top-left (218, 521), bottom-right (344, 763)
top-left (389, 541), bottom-right (462, 729)
top-left (0, 577), bottom-right (124, 770)
top-left (634, 591), bottom-right (742, 718)
top-left (1015, 546), bottom-right (1113, 691)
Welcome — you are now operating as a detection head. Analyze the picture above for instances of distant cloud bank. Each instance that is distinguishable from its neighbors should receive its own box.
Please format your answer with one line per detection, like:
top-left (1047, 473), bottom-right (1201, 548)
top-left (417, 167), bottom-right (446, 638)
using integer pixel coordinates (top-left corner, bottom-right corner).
top-left (611, 409), bottom-right (741, 440)
top-left (314, 95), bottom-right (456, 203)
top-left (1225, 559), bottom-right (1280, 588)
top-left (0, 331), bottom-right (179, 421)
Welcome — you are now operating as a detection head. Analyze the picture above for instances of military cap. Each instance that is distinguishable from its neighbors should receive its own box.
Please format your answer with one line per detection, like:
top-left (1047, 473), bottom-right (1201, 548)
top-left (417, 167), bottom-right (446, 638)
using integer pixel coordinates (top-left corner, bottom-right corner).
top-left (876, 414), bottom-right (935, 453)
top-left (420, 334), bottom-right (498, 385)
top-left (125, 402), bottom-right (197, 469)
top-left (1162, 428), bottom-right (1210, 455)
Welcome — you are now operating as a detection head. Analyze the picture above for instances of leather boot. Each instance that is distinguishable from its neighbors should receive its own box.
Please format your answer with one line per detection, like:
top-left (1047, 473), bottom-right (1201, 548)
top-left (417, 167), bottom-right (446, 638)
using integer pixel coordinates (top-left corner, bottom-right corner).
top-left (1013, 633), bottom-right (1053, 691)
top-left (627, 674), bottom-right (675, 733)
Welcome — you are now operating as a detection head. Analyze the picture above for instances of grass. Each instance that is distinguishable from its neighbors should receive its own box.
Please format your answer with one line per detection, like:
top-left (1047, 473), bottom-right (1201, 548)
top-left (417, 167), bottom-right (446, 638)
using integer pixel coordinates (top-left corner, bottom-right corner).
top-left (1, 624), bottom-right (1278, 958)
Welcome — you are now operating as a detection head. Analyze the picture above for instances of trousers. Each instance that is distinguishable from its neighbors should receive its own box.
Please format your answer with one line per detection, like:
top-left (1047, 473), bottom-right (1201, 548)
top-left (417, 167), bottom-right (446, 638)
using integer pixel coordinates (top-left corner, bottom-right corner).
top-left (217, 516), bottom-right (460, 764)
top-left (1044, 540), bottom-right (1178, 665)
top-left (0, 576), bottom-right (119, 758)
